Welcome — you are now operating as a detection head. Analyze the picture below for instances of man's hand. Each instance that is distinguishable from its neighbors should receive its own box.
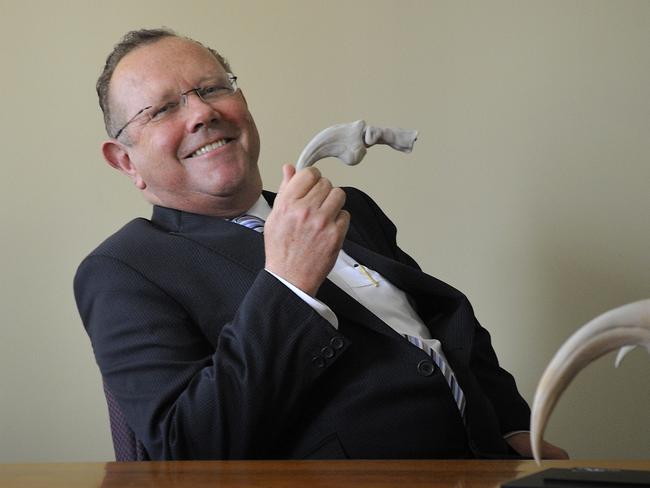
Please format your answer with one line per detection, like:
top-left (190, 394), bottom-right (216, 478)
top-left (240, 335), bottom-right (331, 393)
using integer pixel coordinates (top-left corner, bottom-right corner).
top-left (264, 164), bottom-right (350, 296)
top-left (505, 432), bottom-right (569, 459)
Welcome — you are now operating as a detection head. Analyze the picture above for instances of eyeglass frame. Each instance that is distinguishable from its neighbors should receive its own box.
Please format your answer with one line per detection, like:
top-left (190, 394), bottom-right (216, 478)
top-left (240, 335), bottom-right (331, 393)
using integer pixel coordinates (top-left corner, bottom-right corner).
top-left (112, 73), bottom-right (239, 140)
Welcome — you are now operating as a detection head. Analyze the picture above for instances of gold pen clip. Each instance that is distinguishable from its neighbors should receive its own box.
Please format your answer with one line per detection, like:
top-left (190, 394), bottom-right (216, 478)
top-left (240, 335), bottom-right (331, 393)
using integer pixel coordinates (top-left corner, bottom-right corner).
top-left (354, 264), bottom-right (379, 287)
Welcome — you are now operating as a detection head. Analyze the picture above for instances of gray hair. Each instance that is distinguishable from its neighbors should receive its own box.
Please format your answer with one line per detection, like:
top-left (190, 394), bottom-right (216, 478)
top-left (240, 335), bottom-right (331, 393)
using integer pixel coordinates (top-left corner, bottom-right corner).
top-left (96, 27), bottom-right (233, 138)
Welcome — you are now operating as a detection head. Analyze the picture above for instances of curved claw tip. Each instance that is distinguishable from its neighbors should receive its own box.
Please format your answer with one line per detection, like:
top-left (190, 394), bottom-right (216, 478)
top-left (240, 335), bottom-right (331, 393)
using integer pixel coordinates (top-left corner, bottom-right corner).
top-left (614, 345), bottom-right (636, 367)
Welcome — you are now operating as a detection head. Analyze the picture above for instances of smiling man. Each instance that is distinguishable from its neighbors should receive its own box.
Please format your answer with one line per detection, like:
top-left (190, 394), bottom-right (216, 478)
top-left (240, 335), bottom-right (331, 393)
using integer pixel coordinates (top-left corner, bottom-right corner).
top-left (75, 28), bottom-right (567, 461)
top-left (100, 34), bottom-right (263, 218)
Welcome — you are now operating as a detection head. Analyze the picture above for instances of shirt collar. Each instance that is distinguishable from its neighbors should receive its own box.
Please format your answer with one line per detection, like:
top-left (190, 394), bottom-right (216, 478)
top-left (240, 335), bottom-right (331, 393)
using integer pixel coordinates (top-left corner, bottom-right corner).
top-left (151, 193), bottom-right (272, 233)
top-left (241, 194), bottom-right (272, 221)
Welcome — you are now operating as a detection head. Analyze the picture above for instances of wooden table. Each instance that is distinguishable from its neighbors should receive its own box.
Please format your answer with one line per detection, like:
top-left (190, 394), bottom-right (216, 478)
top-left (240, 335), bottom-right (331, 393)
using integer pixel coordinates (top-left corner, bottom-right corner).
top-left (1, 459), bottom-right (648, 488)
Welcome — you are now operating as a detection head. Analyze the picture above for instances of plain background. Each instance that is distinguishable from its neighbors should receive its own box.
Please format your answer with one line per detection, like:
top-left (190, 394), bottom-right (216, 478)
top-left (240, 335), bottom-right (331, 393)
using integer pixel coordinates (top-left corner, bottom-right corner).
top-left (0, 0), bottom-right (648, 462)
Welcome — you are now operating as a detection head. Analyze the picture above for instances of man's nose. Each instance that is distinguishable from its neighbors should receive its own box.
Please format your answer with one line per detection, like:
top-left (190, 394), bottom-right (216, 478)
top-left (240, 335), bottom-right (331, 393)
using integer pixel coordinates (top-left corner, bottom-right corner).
top-left (183, 91), bottom-right (220, 133)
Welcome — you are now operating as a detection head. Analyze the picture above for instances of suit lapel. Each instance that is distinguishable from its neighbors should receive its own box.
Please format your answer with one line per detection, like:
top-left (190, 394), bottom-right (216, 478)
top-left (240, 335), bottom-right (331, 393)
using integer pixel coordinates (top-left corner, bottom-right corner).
top-left (151, 205), bottom-right (266, 275)
top-left (341, 238), bottom-right (473, 358)
top-left (342, 239), bottom-right (460, 301)
top-left (182, 190), bottom-right (274, 272)
top-left (316, 278), bottom-right (403, 341)
top-left (177, 222), bottom-right (266, 275)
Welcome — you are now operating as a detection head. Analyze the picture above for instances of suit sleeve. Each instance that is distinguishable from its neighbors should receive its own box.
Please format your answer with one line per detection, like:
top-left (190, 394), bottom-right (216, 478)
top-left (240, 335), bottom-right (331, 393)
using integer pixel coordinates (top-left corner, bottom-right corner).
top-left (75, 254), bottom-right (349, 460)
top-left (468, 318), bottom-right (531, 434)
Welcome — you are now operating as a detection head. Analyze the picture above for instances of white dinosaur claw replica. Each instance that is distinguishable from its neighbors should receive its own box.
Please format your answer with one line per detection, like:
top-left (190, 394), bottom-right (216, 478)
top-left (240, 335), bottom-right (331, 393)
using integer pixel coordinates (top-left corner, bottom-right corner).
top-left (530, 299), bottom-right (650, 464)
top-left (295, 120), bottom-right (418, 170)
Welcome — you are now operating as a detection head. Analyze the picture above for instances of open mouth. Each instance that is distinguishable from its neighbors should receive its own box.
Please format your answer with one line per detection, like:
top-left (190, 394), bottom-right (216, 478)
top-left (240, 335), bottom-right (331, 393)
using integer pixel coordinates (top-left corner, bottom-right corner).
top-left (188, 138), bottom-right (232, 158)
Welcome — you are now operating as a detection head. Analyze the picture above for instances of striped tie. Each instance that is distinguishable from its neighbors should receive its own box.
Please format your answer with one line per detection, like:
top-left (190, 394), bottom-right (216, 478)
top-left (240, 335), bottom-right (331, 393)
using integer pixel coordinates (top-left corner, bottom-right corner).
top-left (231, 214), bottom-right (265, 233)
top-left (403, 334), bottom-right (466, 419)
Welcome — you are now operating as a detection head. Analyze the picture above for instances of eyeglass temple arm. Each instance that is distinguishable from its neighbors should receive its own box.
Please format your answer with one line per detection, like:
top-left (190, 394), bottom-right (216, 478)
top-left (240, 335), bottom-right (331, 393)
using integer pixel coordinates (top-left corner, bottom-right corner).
top-left (295, 120), bottom-right (418, 170)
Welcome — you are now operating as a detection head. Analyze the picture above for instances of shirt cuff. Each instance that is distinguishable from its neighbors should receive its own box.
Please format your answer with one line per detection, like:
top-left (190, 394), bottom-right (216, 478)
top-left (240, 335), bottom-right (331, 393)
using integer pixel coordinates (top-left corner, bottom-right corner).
top-left (503, 430), bottom-right (530, 439)
top-left (265, 269), bottom-right (339, 329)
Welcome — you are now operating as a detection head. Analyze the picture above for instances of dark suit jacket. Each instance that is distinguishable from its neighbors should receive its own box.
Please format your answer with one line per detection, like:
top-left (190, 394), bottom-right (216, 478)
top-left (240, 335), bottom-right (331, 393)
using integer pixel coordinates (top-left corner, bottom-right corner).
top-left (74, 187), bottom-right (530, 460)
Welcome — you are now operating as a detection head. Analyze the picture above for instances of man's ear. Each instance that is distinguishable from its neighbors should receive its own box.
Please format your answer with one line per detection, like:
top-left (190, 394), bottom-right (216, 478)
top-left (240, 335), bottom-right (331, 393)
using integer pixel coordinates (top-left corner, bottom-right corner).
top-left (101, 140), bottom-right (146, 190)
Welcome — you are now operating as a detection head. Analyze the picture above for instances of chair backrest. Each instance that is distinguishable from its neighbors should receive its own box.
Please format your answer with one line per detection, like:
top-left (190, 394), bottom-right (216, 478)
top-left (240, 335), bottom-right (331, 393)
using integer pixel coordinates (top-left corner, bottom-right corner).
top-left (102, 381), bottom-right (149, 461)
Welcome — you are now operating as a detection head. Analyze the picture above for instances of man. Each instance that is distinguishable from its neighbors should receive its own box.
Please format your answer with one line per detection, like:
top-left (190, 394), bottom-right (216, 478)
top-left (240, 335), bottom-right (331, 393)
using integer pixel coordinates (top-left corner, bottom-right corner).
top-left (75, 28), bottom-right (567, 460)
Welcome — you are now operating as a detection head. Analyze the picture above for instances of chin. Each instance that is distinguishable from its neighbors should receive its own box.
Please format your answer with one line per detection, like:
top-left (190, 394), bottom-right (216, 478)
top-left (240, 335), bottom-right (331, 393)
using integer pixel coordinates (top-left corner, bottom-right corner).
top-left (207, 177), bottom-right (259, 201)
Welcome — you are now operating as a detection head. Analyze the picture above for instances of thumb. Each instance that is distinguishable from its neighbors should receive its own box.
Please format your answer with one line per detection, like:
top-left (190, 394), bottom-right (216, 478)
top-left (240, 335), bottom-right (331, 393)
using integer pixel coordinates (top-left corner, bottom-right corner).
top-left (278, 163), bottom-right (296, 192)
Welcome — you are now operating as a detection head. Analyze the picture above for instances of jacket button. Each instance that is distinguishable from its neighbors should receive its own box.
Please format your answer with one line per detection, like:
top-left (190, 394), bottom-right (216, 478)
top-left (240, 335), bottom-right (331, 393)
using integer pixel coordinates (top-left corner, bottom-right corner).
top-left (320, 346), bottom-right (335, 359)
top-left (417, 360), bottom-right (435, 376)
top-left (330, 337), bottom-right (344, 350)
top-left (312, 356), bottom-right (326, 368)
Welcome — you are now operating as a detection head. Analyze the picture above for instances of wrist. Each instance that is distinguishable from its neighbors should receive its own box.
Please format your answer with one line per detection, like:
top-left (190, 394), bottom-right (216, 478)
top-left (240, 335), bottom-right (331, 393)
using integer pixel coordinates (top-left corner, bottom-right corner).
top-left (264, 264), bottom-right (320, 297)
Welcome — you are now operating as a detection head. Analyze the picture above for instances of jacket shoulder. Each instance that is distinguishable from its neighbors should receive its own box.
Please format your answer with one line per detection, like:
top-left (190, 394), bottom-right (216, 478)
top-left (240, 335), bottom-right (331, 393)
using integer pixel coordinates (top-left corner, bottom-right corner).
top-left (85, 218), bottom-right (164, 261)
top-left (75, 218), bottom-right (179, 280)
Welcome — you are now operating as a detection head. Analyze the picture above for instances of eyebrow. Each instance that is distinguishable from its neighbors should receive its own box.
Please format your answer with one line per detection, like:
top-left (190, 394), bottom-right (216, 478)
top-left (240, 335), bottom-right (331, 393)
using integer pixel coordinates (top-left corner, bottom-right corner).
top-left (144, 73), bottom-right (230, 104)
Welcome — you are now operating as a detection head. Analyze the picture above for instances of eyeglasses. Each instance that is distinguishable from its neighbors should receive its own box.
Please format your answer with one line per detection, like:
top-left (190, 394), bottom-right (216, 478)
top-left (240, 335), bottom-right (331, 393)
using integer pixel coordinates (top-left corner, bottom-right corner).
top-left (113, 73), bottom-right (239, 139)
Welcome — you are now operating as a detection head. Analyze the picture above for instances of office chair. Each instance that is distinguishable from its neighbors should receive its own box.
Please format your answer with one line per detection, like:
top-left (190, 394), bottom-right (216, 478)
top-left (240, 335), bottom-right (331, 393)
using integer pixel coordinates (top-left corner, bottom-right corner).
top-left (102, 381), bottom-right (149, 461)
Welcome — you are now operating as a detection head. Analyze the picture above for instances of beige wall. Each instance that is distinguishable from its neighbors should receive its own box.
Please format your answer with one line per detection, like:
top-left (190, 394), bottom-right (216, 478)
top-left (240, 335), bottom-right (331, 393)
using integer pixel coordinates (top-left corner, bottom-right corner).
top-left (1, 0), bottom-right (648, 462)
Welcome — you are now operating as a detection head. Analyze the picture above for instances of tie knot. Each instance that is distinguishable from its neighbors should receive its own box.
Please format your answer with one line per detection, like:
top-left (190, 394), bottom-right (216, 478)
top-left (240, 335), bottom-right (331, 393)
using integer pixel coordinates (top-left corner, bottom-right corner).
top-left (232, 214), bottom-right (265, 233)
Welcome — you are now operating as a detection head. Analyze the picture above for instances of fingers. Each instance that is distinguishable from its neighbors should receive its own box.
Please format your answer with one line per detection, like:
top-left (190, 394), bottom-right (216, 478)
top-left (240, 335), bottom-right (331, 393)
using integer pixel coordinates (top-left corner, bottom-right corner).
top-left (278, 167), bottom-right (322, 201)
top-left (541, 441), bottom-right (570, 460)
top-left (279, 166), bottom-right (343, 211)
top-left (276, 163), bottom-right (347, 230)
top-left (320, 185), bottom-right (346, 215)
top-left (334, 208), bottom-right (351, 236)
top-left (304, 175), bottom-right (335, 208)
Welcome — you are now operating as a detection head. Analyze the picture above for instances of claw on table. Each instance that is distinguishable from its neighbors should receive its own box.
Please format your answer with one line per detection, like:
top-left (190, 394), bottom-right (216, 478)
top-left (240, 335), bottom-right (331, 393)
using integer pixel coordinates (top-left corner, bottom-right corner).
top-left (530, 299), bottom-right (650, 464)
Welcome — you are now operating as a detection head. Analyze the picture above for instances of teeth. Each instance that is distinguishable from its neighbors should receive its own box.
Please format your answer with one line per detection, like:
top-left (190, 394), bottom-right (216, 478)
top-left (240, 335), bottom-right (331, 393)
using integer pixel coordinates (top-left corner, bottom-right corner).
top-left (191, 139), bottom-right (228, 157)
